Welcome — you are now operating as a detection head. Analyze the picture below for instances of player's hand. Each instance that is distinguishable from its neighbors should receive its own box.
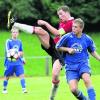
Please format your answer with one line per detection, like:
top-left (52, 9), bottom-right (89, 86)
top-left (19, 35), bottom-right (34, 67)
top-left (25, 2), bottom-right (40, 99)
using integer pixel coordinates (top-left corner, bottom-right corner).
top-left (96, 55), bottom-right (100, 61)
top-left (13, 53), bottom-right (19, 60)
top-left (13, 52), bottom-right (21, 60)
top-left (67, 48), bottom-right (75, 54)
top-left (37, 20), bottom-right (47, 26)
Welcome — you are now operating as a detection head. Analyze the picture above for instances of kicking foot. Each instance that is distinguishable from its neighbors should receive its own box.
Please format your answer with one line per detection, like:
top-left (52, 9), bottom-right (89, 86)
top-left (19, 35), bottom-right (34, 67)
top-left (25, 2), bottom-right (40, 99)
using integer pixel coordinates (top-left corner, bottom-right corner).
top-left (7, 10), bottom-right (17, 29)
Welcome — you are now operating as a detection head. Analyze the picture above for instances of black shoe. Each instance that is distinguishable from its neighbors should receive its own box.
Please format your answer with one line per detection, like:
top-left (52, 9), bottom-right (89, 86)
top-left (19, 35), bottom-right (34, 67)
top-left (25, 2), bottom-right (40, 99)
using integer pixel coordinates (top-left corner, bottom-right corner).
top-left (50, 97), bottom-right (54, 100)
top-left (7, 10), bottom-right (17, 29)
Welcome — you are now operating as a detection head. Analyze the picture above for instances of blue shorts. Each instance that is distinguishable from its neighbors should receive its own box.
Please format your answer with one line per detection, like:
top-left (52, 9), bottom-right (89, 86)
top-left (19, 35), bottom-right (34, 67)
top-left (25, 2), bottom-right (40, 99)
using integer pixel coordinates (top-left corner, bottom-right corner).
top-left (4, 64), bottom-right (24, 77)
top-left (65, 61), bottom-right (91, 83)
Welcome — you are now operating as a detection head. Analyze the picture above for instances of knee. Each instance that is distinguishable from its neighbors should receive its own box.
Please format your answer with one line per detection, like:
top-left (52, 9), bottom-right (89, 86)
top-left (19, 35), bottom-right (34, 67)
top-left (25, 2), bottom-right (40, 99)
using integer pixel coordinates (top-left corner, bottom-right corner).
top-left (82, 73), bottom-right (91, 86)
top-left (83, 78), bottom-right (91, 87)
top-left (52, 65), bottom-right (61, 77)
top-left (19, 74), bottom-right (24, 78)
top-left (4, 77), bottom-right (9, 80)
top-left (34, 27), bottom-right (41, 33)
top-left (52, 71), bottom-right (59, 82)
top-left (84, 79), bottom-right (89, 84)
top-left (35, 27), bottom-right (46, 35)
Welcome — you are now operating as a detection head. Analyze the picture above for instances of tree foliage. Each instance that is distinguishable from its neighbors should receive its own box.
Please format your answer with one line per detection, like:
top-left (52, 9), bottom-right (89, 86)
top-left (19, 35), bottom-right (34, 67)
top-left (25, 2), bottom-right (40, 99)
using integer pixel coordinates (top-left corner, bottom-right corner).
top-left (0, 0), bottom-right (100, 30)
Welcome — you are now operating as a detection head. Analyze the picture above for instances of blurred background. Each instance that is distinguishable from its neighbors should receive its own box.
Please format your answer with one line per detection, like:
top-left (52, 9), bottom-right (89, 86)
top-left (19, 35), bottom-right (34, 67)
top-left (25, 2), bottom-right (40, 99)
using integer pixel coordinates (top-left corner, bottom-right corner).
top-left (0, 0), bottom-right (100, 31)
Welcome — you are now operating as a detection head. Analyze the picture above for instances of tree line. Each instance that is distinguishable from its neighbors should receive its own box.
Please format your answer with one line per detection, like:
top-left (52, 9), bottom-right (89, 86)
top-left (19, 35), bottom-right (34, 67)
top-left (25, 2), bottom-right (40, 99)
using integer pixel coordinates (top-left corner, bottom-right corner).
top-left (0, 0), bottom-right (100, 31)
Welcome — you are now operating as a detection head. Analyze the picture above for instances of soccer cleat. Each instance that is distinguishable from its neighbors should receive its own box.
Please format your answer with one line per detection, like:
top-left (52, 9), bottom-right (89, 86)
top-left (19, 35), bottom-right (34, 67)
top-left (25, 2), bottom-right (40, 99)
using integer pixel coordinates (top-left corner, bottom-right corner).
top-left (7, 10), bottom-right (17, 29)
top-left (22, 89), bottom-right (28, 93)
top-left (49, 97), bottom-right (54, 100)
top-left (2, 89), bottom-right (8, 94)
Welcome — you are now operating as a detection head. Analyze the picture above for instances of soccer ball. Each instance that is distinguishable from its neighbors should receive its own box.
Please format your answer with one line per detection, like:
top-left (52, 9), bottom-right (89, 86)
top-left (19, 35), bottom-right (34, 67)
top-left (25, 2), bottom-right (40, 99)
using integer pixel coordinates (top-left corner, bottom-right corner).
top-left (7, 48), bottom-right (18, 61)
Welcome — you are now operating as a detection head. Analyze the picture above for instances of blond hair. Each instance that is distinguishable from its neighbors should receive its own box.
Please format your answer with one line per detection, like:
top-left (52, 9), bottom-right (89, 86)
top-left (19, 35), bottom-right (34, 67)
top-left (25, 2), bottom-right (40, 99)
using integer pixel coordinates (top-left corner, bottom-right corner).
top-left (11, 26), bottom-right (19, 33)
top-left (74, 18), bottom-right (84, 29)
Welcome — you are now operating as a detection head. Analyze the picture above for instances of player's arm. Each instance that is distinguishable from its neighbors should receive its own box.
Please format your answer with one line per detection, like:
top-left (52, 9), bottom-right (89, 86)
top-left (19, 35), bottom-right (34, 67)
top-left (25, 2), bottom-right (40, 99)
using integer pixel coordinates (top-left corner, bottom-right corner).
top-left (37, 20), bottom-right (65, 36)
top-left (5, 39), bottom-right (10, 52)
top-left (5, 39), bottom-right (11, 57)
top-left (87, 37), bottom-right (100, 61)
top-left (58, 47), bottom-right (75, 54)
top-left (91, 51), bottom-right (100, 61)
top-left (56, 34), bottom-right (75, 54)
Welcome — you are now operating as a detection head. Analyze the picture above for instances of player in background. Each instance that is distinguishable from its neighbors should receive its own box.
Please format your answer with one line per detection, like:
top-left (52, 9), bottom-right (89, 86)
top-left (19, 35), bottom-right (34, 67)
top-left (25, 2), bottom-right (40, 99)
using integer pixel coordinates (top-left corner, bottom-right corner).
top-left (7, 5), bottom-right (73, 100)
top-left (38, 5), bottom-right (74, 44)
top-left (2, 26), bottom-right (27, 94)
top-left (56, 18), bottom-right (100, 100)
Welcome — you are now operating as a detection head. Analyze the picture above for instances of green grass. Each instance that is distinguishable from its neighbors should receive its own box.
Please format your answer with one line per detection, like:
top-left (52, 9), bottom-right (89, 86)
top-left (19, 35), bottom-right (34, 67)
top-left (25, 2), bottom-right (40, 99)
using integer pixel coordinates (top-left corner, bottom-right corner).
top-left (0, 31), bottom-right (100, 76)
top-left (0, 75), bottom-right (100, 100)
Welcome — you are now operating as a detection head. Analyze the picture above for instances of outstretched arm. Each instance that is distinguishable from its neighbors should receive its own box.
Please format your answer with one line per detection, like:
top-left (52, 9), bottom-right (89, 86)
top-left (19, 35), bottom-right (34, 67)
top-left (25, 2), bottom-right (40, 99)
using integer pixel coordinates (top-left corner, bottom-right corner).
top-left (37, 20), bottom-right (65, 36)
top-left (91, 51), bottom-right (100, 61)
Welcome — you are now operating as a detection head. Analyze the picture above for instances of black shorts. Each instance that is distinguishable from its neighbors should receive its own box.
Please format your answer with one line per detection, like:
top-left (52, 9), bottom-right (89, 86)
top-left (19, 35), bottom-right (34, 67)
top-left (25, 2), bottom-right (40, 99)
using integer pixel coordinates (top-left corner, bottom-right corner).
top-left (41, 36), bottom-right (65, 66)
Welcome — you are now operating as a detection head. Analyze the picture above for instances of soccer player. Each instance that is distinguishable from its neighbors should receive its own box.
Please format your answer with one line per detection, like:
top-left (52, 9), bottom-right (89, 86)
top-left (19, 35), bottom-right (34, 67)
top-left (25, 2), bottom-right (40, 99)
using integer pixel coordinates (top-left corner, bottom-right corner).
top-left (56, 18), bottom-right (100, 100)
top-left (7, 5), bottom-right (73, 100)
top-left (37, 5), bottom-right (74, 99)
top-left (38, 5), bottom-right (74, 44)
top-left (2, 26), bottom-right (27, 94)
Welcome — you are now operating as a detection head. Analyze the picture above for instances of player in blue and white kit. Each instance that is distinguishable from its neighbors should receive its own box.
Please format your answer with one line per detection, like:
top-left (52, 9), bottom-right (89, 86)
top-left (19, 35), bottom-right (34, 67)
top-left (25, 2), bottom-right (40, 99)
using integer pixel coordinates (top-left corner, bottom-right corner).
top-left (56, 18), bottom-right (100, 100)
top-left (2, 26), bottom-right (27, 94)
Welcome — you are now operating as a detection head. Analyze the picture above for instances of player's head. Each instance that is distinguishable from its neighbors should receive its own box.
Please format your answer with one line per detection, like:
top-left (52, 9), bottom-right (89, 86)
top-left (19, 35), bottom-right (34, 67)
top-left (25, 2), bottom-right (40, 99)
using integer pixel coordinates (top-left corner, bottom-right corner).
top-left (11, 26), bottom-right (19, 39)
top-left (57, 5), bottom-right (71, 22)
top-left (72, 18), bottom-right (84, 35)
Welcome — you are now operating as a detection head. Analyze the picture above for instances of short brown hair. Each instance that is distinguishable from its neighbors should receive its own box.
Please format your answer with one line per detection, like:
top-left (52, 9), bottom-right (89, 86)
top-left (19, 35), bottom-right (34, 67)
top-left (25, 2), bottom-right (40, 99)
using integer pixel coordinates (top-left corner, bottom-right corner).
top-left (57, 5), bottom-right (70, 13)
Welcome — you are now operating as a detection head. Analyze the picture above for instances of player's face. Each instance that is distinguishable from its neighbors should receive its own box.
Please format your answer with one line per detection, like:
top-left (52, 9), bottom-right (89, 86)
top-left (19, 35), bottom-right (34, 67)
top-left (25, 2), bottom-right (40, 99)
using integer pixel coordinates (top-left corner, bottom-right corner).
top-left (57, 10), bottom-right (69, 22)
top-left (72, 23), bottom-right (82, 36)
top-left (11, 29), bottom-right (19, 39)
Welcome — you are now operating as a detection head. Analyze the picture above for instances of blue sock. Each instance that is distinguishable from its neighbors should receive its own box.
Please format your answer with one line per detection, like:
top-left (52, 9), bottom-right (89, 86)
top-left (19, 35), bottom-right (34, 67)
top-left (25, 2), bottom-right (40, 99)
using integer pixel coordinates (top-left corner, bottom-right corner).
top-left (20, 78), bottom-right (26, 89)
top-left (3, 80), bottom-right (8, 89)
top-left (87, 87), bottom-right (96, 100)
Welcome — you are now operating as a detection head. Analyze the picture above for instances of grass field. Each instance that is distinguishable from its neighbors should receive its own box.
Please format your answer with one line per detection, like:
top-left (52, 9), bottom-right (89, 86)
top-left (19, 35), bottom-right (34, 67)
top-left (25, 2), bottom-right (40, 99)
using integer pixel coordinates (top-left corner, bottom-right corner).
top-left (0, 75), bottom-right (100, 100)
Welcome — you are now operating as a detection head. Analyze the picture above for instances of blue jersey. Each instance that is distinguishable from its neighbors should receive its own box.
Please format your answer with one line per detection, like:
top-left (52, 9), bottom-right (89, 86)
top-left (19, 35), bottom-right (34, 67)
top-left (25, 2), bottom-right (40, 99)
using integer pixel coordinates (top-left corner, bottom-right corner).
top-left (5, 39), bottom-right (23, 66)
top-left (56, 32), bottom-right (96, 64)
